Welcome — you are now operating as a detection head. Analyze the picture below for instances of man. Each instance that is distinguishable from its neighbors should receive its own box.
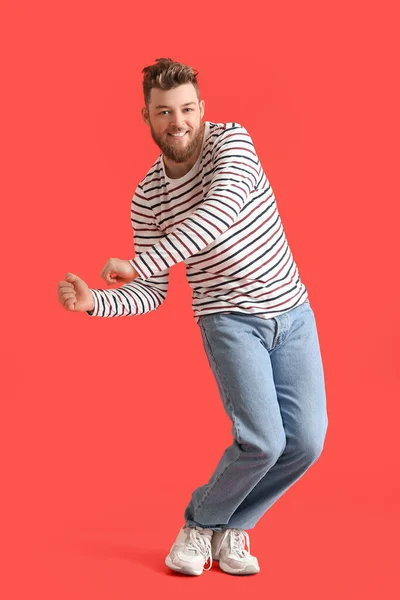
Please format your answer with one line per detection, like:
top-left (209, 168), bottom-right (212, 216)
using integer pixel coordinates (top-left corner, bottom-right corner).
top-left (57, 57), bottom-right (328, 577)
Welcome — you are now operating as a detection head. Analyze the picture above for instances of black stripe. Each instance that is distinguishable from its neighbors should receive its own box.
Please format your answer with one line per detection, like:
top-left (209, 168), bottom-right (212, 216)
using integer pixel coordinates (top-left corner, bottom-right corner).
top-left (164, 236), bottom-right (186, 262)
top-left (119, 287), bottom-right (144, 314)
top-left (186, 190), bottom-right (274, 259)
top-left (180, 228), bottom-right (202, 252)
top-left (154, 246), bottom-right (170, 270)
top-left (196, 213), bottom-right (281, 270)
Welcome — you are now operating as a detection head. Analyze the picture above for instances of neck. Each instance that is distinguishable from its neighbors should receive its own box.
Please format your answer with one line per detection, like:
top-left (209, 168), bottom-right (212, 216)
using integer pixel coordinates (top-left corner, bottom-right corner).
top-left (163, 152), bottom-right (199, 179)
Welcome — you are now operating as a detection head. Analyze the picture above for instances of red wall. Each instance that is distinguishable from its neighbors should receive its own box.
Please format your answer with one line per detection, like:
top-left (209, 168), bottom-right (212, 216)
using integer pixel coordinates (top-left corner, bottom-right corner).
top-left (1, 1), bottom-right (398, 598)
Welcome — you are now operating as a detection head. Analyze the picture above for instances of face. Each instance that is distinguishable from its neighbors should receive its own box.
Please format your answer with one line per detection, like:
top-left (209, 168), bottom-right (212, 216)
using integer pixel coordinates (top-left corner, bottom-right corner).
top-left (142, 83), bottom-right (205, 164)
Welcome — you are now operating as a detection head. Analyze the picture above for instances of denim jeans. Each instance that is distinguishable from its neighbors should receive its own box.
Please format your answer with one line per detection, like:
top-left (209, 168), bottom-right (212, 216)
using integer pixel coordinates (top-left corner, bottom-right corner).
top-left (183, 299), bottom-right (328, 532)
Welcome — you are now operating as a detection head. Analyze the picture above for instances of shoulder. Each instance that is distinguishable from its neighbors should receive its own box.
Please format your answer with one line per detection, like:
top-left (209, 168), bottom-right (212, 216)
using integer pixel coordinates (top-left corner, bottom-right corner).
top-left (135, 156), bottom-right (163, 194)
top-left (207, 121), bottom-right (251, 137)
top-left (206, 121), bottom-right (253, 150)
top-left (130, 155), bottom-right (166, 209)
top-left (205, 121), bottom-right (256, 162)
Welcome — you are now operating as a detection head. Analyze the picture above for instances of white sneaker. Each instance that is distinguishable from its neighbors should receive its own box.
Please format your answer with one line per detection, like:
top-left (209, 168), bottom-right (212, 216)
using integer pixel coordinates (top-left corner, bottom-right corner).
top-left (165, 525), bottom-right (214, 576)
top-left (211, 528), bottom-right (260, 575)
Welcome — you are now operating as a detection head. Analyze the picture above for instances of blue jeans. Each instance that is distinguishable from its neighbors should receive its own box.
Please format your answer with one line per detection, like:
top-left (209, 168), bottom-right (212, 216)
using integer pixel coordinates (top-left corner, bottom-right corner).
top-left (184, 299), bottom-right (328, 532)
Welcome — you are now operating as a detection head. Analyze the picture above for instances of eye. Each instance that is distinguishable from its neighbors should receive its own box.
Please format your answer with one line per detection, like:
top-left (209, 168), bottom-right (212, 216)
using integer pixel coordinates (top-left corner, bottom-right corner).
top-left (159, 108), bottom-right (193, 115)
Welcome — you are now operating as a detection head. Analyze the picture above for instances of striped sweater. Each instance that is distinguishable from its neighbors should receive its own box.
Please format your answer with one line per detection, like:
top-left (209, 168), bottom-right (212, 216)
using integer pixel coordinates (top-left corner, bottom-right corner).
top-left (87, 120), bottom-right (308, 322)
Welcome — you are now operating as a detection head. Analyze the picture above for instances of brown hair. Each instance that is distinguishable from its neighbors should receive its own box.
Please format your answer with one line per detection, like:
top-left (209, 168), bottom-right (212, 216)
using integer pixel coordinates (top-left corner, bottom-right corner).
top-left (142, 57), bottom-right (200, 107)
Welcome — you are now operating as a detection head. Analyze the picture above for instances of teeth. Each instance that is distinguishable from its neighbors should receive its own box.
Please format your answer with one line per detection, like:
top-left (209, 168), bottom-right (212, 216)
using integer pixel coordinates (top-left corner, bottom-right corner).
top-left (170, 132), bottom-right (186, 137)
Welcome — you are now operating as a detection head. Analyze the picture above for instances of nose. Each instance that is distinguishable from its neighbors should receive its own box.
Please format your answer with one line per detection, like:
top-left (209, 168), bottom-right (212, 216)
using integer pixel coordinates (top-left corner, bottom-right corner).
top-left (170, 112), bottom-right (186, 129)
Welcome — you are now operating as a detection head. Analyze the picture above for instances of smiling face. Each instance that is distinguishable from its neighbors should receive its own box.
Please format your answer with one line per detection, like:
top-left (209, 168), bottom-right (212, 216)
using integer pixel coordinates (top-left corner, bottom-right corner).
top-left (142, 83), bottom-right (205, 164)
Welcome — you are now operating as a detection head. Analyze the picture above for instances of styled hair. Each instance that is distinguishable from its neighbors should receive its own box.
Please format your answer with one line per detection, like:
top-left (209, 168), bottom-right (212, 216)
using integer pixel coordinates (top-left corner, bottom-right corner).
top-left (142, 57), bottom-right (200, 107)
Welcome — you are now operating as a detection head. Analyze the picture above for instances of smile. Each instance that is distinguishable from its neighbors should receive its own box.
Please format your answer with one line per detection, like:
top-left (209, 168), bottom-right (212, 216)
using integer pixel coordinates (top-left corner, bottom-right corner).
top-left (168, 132), bottom-right (188, 137)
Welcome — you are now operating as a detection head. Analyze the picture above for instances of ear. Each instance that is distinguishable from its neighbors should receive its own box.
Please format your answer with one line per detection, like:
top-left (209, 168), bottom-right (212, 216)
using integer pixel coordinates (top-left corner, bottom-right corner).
top-left (141, 106), bottom-right (150, 126)
top-left (199, 100), bottom-right (205, 119)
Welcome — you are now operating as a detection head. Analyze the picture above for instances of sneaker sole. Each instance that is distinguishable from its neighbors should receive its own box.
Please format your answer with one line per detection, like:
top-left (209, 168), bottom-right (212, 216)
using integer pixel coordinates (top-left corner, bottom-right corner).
top-left (219, 560), bottom-right (260, 575)
top-left (165, 554), bottom-right (203, 576)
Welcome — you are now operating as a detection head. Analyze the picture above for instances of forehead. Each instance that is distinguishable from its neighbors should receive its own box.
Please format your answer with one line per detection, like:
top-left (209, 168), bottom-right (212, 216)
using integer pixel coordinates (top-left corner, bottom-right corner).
top-left (149, 83), bottom-right (198, 108)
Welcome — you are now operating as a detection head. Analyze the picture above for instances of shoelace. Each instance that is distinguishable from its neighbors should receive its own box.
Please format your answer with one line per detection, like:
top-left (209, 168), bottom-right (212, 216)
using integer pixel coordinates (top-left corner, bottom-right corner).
top-left (228, 528), bottom-right (250, 558)
top-left (185, 527), bottom-right (213, 571)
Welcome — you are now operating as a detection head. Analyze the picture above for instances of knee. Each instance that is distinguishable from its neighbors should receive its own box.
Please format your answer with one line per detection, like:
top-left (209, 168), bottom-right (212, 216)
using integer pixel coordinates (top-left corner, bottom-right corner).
top-left (238, 432), bottom-right (286, 465)
top-left (294, 420), bottom-right (328, 464)
top-left (303, 438), bottom-right (325, 464)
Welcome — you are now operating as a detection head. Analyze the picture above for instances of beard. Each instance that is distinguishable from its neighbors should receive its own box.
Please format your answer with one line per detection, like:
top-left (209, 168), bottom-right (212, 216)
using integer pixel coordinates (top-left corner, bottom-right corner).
top-left (149, 118), bottom-right (205, 163)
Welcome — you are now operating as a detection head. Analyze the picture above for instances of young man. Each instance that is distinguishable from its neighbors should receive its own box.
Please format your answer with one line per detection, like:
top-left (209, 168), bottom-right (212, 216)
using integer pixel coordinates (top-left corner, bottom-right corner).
top-left (57, 58), bottom-right (328, 576)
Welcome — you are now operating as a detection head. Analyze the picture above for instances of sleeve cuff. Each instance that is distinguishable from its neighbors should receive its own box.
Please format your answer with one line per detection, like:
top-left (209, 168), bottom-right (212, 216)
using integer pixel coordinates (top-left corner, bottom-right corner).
top-left (86, 289), bottom-right (99, 316)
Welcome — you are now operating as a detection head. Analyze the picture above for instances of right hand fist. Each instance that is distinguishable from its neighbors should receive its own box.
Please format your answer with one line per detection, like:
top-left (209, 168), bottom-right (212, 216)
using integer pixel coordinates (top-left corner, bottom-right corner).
top-left (100, 257), bottom-right (139, 285)
top-left (57, 272), bottom-right (94, 312)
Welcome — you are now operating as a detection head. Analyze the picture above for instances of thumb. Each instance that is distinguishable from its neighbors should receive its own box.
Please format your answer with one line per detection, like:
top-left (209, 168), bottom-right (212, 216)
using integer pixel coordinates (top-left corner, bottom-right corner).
top-left (66, 272), bottom-right (78, 282)
top-left (65, 272), bottom-right (85, 288)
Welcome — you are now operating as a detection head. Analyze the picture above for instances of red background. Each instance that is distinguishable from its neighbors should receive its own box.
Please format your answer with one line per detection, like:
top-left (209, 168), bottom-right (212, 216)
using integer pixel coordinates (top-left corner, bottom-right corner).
top-left (1, 1), bottom-right (399, 598)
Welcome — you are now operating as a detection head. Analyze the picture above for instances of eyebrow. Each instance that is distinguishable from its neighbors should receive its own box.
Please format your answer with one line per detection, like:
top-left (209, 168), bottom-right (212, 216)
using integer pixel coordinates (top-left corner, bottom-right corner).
top-left (154, 102), bottom-right (197, 109)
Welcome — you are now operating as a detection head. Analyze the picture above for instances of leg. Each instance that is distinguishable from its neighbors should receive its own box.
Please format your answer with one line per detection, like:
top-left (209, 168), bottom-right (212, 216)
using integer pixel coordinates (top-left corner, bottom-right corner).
top-left (225, 300), bottom-right (329, 530)
top-left (183, 310), bottom-right (287, 531)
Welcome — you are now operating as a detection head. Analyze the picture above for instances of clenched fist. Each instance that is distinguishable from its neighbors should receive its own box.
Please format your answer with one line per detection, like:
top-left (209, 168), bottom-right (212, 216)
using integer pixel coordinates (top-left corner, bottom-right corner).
top-left (57, 273), bottom-right (94, 312)
top-left (100, 258), bottom-right (139, 285)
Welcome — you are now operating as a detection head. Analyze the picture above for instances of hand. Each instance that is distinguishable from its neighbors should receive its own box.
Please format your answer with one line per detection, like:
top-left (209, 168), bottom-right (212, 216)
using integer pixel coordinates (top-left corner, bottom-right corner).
top-left (57, 273), bottom-right (94, 312)
top-left (100, 258), bottom-right (139, 285)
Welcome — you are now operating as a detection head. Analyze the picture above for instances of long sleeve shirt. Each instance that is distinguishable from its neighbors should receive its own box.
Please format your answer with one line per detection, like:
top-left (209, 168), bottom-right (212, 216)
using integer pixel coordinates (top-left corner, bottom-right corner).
top-left (87, 121), bottom-right (308, 322)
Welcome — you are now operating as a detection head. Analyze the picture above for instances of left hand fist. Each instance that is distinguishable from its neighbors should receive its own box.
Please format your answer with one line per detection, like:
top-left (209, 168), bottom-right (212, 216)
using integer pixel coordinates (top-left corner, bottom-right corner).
top-left (100, 258), bottom-right (139, 285)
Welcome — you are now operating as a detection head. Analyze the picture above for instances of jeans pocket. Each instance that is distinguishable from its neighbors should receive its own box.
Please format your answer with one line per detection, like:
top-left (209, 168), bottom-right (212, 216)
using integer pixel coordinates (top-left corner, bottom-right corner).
top-left (198, 313), bottom-right (216, 327)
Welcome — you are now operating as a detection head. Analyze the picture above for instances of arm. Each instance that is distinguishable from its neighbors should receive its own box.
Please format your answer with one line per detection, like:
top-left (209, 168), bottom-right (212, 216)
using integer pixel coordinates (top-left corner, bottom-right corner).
top-left (129, 124), bottom-right (260, 281)
top-left (86, 188), bottom-right (170, 317)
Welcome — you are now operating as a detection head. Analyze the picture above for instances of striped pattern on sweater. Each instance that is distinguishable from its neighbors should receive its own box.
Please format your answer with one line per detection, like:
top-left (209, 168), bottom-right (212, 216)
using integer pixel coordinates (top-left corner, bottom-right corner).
top-left (87, 121), bottom-right (308, 321)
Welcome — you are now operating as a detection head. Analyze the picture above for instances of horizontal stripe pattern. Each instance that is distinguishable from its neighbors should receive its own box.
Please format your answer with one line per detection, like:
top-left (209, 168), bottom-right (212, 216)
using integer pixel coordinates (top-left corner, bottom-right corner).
top-left (87, 121), bottom-right (308, 320)
top-left (87, 213), bottom-right (169, 317)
